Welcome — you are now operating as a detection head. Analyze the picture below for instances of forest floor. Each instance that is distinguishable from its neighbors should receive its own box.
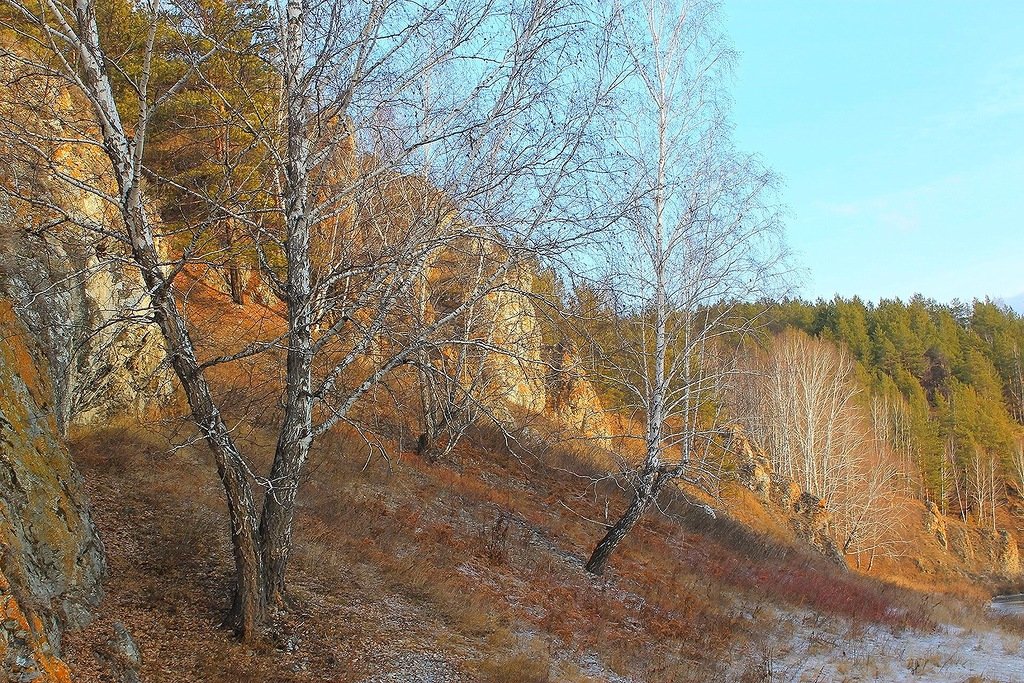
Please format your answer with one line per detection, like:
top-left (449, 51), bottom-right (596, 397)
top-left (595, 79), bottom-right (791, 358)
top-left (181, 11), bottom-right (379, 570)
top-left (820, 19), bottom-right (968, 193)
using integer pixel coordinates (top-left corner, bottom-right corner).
top-left (59, 420), bottom-right (1016, 682)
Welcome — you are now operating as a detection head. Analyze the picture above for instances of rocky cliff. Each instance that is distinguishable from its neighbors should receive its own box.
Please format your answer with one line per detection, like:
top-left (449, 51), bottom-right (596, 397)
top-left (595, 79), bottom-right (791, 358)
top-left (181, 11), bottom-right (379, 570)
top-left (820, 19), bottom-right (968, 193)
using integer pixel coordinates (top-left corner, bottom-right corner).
top-left (732, 426), bottom-right (1024, 580)
top-left (731, 428), bottom-right (846, 566)
top-left (0, 61), bottom-right (173, 432)
top-left (0, 300), bottom-right (105, 679)
top-left (544, 341), bottom-right (613, 444)
top-left (0, 228), bottom-right (173, 431)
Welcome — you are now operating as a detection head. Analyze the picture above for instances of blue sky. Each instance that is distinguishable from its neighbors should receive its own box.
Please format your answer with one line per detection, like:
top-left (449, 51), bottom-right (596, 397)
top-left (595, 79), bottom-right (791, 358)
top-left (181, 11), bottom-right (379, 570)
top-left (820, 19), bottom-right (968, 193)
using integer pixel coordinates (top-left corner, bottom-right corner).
top-left (723, 1), bottom-right (1024, 309)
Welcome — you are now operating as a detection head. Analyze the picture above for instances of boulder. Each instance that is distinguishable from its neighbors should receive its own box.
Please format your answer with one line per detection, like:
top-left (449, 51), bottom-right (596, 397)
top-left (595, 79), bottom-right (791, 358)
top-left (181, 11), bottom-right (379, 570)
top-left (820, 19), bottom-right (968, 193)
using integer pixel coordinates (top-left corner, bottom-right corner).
top-left (97, 622), bottom-right (142, 683)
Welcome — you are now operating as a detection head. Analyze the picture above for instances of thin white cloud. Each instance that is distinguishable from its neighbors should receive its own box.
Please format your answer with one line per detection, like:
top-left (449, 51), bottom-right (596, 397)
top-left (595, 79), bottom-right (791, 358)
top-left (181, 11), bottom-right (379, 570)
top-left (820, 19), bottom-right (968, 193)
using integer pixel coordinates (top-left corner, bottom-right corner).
top-left (920, 55), bottom-right (1024, 137)
top-left (819, 175), bottom-right (964, 236)
top-left (1004, 293), bottom-right (1024, 314)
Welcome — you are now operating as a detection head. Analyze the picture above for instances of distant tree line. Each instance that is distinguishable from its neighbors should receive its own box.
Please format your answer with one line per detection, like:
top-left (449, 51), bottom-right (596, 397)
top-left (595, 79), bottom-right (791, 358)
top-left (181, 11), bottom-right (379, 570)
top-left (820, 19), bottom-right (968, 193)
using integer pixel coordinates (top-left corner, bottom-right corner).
top-left (749, 296), bottom-right (1024, 525)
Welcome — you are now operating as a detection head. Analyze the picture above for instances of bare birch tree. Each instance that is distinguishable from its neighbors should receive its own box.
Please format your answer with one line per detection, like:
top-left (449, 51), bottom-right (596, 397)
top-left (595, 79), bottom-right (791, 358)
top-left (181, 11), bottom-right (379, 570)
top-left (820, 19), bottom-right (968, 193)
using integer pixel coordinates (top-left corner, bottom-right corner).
top-left (968, 445), bottom-right (999, 532)
top-left (0, 0), bottom-right (273, 635)
top-left (256, 0), bottom-right (612, 604)
top-left (1010, 439), bottom-right (1024, 497)
top-left (736, 331), bottom-right (911, 563)
top-left (755, 331), bottom-right (862, 502)
top-left (580, 0), bottom-right (785, 575)
top-left (1, 0), bottom-right (606, 634)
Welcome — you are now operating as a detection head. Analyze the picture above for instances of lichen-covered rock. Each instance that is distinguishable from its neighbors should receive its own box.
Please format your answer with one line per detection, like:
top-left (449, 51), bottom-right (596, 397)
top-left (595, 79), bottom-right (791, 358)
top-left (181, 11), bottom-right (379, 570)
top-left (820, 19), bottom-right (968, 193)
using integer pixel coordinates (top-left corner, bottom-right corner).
top-left (949, 526), bottom-right (974, 563)
top-left (791, 491), bottom-right (846, 568)
top-left (0, 569), bottom-right (73, 683)
top-left (0, 300), bottom-right (105, 666)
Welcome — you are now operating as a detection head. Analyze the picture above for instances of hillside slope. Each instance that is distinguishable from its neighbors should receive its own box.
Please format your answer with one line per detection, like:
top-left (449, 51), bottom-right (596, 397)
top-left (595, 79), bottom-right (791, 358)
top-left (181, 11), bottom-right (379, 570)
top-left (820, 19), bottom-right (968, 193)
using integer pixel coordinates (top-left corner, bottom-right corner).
top-left (51, 413), bottom-right (992, 681)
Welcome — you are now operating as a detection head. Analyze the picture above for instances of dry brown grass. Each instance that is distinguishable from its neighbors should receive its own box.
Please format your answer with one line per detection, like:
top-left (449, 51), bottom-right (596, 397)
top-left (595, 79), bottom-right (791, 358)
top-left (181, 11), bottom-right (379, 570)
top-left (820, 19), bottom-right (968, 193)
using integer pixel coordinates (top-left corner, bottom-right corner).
top-left (60, 394), bottom-right (950, 682)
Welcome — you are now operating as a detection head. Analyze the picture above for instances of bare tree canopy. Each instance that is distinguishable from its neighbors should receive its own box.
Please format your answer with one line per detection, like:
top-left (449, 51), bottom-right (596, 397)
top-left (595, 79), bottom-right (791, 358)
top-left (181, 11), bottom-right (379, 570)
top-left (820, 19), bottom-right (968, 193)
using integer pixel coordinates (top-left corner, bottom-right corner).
top-left (573, 0), bottom-right (787, 575)
top-left (0, 0), bottom-right (614, 635)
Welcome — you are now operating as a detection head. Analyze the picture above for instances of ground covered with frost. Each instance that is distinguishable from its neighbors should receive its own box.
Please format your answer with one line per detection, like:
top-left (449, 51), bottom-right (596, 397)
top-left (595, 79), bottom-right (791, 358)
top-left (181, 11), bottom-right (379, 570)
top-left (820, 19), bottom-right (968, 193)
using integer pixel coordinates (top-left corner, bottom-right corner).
top-left (763, 605), bottom-right (1024, 682)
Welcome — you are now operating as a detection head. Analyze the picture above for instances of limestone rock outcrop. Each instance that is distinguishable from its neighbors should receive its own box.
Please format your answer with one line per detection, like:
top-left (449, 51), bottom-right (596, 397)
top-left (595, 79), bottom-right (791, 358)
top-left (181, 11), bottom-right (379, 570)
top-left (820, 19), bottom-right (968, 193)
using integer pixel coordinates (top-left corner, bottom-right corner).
top-left (924, 501), bottom-right (948, 550)
top-left (1, 62), bottom-right (173, 431)
top-left (545, 342), bottom-right (612, 443)
top-left (0, 230), bottom-right (173, 431)
top-left (790, 491), bottom-right (846, 567)
top-left (730, 426), bottom-right (845, 567)
top-left (472, 270), bottom-right (612, 440)
top-left (732, 430), bottom-right (772, 502)
top-left (482, 269), bottom-right (547, 414)
top-left (997, 530), bottom-right (1021, 577)
top-left (0, 299), bottom-right (105, 675)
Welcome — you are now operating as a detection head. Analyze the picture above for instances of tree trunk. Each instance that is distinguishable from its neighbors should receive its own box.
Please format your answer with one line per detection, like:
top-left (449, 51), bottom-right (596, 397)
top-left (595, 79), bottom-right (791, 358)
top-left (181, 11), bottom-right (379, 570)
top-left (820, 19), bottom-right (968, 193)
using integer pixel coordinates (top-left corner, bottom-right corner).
top-left (259, 434), bottom-right (309, 605)
top-left (227, 262), bottom-right (245, 305)
top-left (223, 215), bottom-right (245, 305)
top-left (259, 0), bottom-right (313, 603)
top-left (416, 431), bottom-right (437, 462)
top-left (257, 255), bottom-right (312, 605)
top-left (68, 0), bottom-right (267, 639)
top-left (128, 210), bottom-right (266, 638)
top-left (585, 481), bottom-right (657, 575)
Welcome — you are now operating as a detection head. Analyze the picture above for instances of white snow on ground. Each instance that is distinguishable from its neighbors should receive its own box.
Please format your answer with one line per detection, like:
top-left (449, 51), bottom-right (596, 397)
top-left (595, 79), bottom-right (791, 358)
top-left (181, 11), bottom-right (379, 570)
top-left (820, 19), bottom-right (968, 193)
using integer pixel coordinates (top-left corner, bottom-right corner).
top-left (763, 606), bottom-right (1024, 682)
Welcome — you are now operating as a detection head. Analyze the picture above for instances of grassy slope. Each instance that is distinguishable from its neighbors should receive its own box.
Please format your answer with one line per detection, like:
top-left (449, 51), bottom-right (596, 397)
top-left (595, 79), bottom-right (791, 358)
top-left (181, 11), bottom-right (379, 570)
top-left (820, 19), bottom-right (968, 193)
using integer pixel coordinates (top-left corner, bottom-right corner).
top-left (61, 417), bottom-right (945, 682)
top-left (57, 280), bottom-right (1005, 681)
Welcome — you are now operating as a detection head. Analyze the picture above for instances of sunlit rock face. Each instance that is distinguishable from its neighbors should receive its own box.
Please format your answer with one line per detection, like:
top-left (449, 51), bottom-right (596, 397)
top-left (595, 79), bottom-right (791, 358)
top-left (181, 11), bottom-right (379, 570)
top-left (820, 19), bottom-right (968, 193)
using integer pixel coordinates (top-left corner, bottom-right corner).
top-left (924, 501), bottom-right (948, 550)
top-left (0, 300), bottom-right (105, 677)
top-left (0, 94), bottom-right (173, 431)
top-left (997, 529), bottom-right (1021, 577)
top-left (545, 342), bottom-right (612, 444)
top-left (481, 266), bottom-right (547, 415)
top-left (1, 226), bottom-right (173, 431)
top-left (728, 426), bottom-right (846, 567)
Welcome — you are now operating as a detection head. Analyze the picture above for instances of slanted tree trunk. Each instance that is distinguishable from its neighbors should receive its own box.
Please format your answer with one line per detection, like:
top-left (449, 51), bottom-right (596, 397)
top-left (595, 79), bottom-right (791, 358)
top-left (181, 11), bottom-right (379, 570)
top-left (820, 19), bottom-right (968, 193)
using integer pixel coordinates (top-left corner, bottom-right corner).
top-left (130, 206), bottom-right (266, 636)
top-left (585, 475), bottom-right (659, 575)
top-left (585, 447), bottom-right (674, 575)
